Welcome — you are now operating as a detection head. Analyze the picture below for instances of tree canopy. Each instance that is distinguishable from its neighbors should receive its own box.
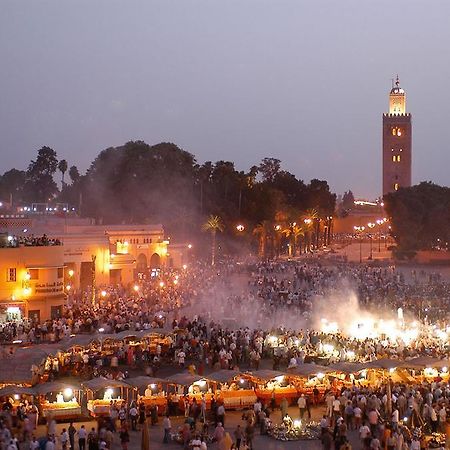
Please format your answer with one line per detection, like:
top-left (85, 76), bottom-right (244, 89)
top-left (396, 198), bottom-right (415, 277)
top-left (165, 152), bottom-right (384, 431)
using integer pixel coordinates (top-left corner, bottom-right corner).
top-left (0, 140), bottom-right (337, 256)
top-left (384, 182), bottom-right (450, 255)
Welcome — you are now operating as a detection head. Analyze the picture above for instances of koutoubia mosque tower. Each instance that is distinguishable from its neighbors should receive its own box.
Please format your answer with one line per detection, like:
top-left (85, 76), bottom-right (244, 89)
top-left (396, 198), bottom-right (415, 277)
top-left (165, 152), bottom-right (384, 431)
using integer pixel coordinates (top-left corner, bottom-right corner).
top-left (382, 76), bottom-right (412, 196)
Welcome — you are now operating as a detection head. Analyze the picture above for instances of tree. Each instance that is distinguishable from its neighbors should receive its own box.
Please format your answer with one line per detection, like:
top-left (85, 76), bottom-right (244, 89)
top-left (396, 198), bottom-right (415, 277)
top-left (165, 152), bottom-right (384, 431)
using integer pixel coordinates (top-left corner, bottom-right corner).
top-left (259, 157), bottom-right (281, 183)
top-left (253, 221), bottom-right (271, 258)
top-left (69, 165), bottom-right (80, 184)
top-left (0, 169), bottom-right (26, 205)
top-left (24, 146), bottom-right (59, 202)
top-left (342, 190), bottom-right (355, 210)
top-left (202, 215), bottom-right (224, 265)
top-left (384, 182), bottom-right (450, 256)
top-left (58, 159), bottom-right (68, 186)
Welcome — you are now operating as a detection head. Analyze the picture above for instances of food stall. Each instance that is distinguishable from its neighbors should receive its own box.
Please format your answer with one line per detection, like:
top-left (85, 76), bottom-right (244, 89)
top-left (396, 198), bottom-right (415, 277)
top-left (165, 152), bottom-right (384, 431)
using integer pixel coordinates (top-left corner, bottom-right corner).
top-left (165, 373), bottom-right (213, 412)
top-left (35, 381), bottom-right (82, 420)
top-left (125, 376), bottom-right (167, 414)
top-left (326, 362), bottom-right (369, 389)
top-left (403, 356), bottom-right (450, 383)
top-left (207, 370), bottom-right (257, 410)
top-left (82, 378), bottom-right (130, 417)
top-left (0, 385), bottom-right (37, 409)
top-left (286, 364), bottom-right (332, 400)
top-left (243, 370), bottom-right (299, 406)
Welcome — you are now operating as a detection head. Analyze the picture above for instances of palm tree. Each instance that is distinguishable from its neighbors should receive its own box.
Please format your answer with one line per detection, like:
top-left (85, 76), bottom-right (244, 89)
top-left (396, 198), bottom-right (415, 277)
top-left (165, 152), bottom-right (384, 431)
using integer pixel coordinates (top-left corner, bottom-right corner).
top-left (293, 224), bottom-right (305, 255)
top-left (58, 159), bottom-right (68, 186)
top-left (302, 209), bottom-right (319, 252)
top-left (253, 222), bottom-right (269, 258)
top-left (202, 215), bottom-right (224, 266)
top-left (283, 223), bottom-right (305, 256)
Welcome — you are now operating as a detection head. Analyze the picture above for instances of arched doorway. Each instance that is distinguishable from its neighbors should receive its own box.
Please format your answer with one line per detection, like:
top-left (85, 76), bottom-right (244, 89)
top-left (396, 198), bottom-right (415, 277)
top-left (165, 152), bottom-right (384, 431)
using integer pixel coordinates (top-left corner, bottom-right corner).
top-left (150, 253), bottom-right (161, 269)
top-left (136, 253), bottom-right (148, 272)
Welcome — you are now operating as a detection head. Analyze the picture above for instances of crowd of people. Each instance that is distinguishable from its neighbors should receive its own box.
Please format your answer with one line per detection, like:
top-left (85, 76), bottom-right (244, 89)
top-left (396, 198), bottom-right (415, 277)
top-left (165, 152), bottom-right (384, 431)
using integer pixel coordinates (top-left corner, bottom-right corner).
top-left (2, 258), bottom-right (450, 449)
top-left (0, 234), bottom-right (62, 248)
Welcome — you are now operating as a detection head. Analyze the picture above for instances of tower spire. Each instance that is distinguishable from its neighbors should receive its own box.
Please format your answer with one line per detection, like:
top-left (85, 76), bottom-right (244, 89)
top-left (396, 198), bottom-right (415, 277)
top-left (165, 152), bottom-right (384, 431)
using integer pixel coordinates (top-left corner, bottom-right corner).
top-left (395, 74), bottom-right (400, 87)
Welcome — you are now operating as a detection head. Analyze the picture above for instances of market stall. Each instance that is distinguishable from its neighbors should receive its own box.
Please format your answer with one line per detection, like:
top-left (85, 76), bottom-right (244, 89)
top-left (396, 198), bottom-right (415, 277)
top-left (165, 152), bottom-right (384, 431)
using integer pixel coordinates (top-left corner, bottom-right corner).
top-left (327, 362), bottom-right (369, 389)
top-left (125, 376), bottom-right (167, 414)
top-left (287, 364), bottom-right (332, 400)
top-left (82, 377), bottom-right (130, 417)
top-left (244, 370), bottom-right (298, 406)
top-left (207, 370), bottom-right (257, 410)
top-left (165, 373), bottom-right (213, 412)
top-left (35, 381), bottom-right (82, 420)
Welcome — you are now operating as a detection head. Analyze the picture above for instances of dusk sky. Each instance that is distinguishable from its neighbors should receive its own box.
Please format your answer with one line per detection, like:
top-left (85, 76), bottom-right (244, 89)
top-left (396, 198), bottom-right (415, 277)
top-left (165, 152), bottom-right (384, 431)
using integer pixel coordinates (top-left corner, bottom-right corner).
top-left (1, 0), bottom-right (450, 199)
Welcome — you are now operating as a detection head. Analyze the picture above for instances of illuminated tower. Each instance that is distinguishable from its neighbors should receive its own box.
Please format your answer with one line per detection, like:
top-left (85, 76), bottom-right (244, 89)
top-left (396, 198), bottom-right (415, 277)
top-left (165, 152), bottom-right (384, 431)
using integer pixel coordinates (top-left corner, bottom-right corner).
top-left (382, 76), bottom-right (412, 196)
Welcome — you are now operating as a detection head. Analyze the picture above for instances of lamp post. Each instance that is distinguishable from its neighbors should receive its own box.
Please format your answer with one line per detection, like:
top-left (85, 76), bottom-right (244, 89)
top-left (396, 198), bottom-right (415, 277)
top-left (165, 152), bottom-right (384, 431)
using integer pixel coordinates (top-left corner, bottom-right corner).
top-left (368, 222), bottom-right (375, 260)
top-left (354, 226), bottom-right (365, 263)
top-left (376, 219), bottom-right (383, 252)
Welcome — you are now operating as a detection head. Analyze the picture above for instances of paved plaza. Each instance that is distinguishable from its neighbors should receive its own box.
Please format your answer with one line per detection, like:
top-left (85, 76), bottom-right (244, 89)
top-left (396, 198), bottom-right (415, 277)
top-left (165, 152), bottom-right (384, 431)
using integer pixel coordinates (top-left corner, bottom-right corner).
top-left (37, 405), bottom-right (363, 450)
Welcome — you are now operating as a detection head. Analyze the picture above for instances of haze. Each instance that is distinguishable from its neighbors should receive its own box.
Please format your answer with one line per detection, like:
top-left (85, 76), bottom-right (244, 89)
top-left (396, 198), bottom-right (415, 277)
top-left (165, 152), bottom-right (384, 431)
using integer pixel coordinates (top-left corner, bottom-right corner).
top-left (1, 0), bottom-right (449, 198)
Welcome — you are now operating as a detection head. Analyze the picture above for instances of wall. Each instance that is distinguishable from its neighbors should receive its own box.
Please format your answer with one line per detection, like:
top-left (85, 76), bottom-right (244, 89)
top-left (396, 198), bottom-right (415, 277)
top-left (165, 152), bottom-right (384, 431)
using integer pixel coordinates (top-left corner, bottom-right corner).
top-left (0, 246), bottom-right (65, 321)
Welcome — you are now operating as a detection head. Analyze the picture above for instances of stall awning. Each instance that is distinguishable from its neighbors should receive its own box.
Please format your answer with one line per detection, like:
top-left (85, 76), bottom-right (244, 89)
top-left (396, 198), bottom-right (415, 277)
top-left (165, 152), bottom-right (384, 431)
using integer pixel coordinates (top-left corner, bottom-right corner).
top-left (327, 362), bottom-right (368, 374)
top-left (0, 386), bottom-right (37, 396)
top-left (287, 364), bottom-right (332, 377)
top-left (403, 356), bottom-right (449, 369)
top-left (365, 358), bottom-right (400, 370)
top-left (206, 370), bottom-right (240, 384)
top-left (82, 377), bottom-right (130, 392)
top-left (165, 373), bottom-right (204, 386)
top-left (125, 377), bottom-right (166, 391)
top-left (35, 381), bottom-right (82, 395)
top-left (245, 370), bottom-right (286, 381)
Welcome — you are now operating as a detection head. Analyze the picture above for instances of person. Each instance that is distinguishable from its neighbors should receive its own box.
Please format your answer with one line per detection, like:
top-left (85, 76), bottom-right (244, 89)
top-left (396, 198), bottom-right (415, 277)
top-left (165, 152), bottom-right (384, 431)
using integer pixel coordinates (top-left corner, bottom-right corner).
top-left (190, 434), bottom-right (202, 450)
top-left (129, 404), bottom-right (138, 431)
top-left (119, 426), bottom-right (129, 450)
top-left (88, 428), bottom-right (99, 450)
top-left (219, 432), bottom-right (233, 450)
top-left (78, 425), bottom-right (87, 450)
top-left (61, 428), bottom-right (69, 450)
top-left (163, 414), bottom-right (171, 444)
top-left (217, 404), bottom-right (226, 426)
top-left (45, 436), bottom-right (55, 450)
top-left (244, 423), bottom-right (254, 450)
top-left (234, 425), bottom-right (243, 449)
top-left (298, 394), bottom-right (306, 419)
top-left (68, 423), bottom-right (76, 450)
top-left (321, 428), bottom-right (333, 450)
top-left (213, 423), bottom-right (225, 443)
top-left (30, 436), bottom-right (40, 450)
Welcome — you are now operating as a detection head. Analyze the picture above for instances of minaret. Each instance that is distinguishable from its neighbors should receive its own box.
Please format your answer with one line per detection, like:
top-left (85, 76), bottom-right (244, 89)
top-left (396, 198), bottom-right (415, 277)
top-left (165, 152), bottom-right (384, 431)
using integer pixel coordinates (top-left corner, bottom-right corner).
top-left (382, 76), bottom-right (412, 196)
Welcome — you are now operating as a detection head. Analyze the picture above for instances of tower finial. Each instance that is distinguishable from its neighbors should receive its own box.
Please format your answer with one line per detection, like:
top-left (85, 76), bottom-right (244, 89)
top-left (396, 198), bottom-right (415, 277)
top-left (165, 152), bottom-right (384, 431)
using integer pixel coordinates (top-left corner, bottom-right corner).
top-left (396, 74), bottom-right (400, 87)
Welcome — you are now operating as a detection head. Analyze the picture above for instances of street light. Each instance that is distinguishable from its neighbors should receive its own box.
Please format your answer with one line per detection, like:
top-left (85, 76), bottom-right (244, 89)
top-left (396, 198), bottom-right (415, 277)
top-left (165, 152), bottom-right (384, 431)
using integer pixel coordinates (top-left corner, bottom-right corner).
top-left (236, 224), bottom-right (245, 232)
top-left (353, 226), bottom-right (365, 263)
top-left (367, 222), bottom-right (375, 260)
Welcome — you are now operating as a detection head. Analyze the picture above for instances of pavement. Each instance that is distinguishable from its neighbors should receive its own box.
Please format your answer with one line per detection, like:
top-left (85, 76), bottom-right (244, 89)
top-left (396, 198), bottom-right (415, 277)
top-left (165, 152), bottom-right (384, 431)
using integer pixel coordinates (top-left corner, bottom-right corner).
top-left (34, 404), bottom-right (362, 450)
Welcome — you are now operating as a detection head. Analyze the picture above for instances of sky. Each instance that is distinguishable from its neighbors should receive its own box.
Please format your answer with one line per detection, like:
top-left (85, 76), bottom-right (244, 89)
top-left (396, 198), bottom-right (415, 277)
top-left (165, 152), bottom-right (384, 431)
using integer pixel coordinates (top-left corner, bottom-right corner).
top-left (1, 0), bottom-right (450, 199)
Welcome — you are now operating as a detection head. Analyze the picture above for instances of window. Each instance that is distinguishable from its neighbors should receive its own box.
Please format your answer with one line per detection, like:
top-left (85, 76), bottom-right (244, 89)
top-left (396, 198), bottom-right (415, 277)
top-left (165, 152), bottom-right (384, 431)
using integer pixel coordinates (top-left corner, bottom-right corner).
top-left (7, 268), bottom-right (16, 282)
top-left (391, 127), bottom-right (403, 137)
top-left (392, 155), bottom-right (401, 162)
top-left (57, 267), bottom-right (64, 278)
top-left (28, 269), bottom-right (39, 280)
top-left (394, 183), bottom-right (399, 191)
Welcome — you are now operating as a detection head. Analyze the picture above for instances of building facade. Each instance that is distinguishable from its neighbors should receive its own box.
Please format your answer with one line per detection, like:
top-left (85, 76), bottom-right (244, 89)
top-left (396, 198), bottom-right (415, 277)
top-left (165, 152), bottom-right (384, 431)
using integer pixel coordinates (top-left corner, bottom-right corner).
top-left (382, 76), bottom-right (412, 196)
top-left (0, 245), bottom-right (65, 322)
top-left (0, 218), bottom-right (172, 321)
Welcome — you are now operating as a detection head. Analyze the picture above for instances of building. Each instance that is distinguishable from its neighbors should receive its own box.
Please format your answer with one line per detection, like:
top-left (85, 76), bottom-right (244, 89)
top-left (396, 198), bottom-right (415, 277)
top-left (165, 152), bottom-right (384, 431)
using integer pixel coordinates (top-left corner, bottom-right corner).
top-left (0, 242), bottom-right (65, 322)
top-left (0, 217), bottom-right (174, 321)
top-left (382, 76), bottom-right (412, 196)
top-left (60, 223), bottom-right (170, 290)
